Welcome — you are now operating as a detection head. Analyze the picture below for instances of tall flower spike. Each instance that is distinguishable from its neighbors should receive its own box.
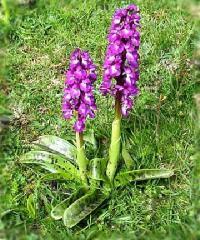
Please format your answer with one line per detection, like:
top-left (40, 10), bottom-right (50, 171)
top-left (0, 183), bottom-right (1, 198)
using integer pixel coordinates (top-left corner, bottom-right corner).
top-left (62, 48), bottom-right (97, 132)
top-left (102, 4), bottom-right (141, 182)
top-left (100, 4), bottom-right (140, 116)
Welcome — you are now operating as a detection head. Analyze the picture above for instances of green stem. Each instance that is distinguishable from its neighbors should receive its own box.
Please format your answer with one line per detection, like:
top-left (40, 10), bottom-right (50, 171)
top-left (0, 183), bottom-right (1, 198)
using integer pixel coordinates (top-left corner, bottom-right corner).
top-left (106, 96), bottom-right (122, 182)
top-left (76, 131), bottom-right (88, 185)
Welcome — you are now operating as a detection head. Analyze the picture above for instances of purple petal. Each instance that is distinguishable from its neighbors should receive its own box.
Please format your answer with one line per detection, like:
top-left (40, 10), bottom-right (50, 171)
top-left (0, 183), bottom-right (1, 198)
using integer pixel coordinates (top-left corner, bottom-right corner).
top-left (120, 28), bottom-right (133, 38)
top-left (70, 87), bottom-right (81, 98)
top-left (62, 106), bottom-right (73, 119)
top-left (127, 4), bottom-right (139, 12)
top-left (109, 64), bottom-right (121, 77)
top-left (83, 93), bottom-right (93, 105)
top-left (73, 118), bottom-right (85, 132)
top-left (74, 68), bottom-right (87, 80)
top-left (80, 81), bottom-right (91, 92)
top-left (78, 103), bottom-right (88, 117)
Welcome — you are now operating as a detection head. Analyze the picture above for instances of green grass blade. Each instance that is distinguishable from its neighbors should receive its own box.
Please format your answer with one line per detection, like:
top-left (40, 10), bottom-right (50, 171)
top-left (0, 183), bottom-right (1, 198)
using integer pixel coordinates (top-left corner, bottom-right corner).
top-left (0, 106), bottom-right (11, 115)
top-left (63, 189), bottom-right (108, 228)
top-left (26, 194), bottom-right (36, 219)
top-left (121, 144), bottom-right (134, 170)
top-left (115, 169), bottom-right (174, 187)
top-left (51, 188), bottom-right (88, 220)
top-left (33, 135), bottom-right (76, 162)
top-left (20, 150), bottom-right (80, 181)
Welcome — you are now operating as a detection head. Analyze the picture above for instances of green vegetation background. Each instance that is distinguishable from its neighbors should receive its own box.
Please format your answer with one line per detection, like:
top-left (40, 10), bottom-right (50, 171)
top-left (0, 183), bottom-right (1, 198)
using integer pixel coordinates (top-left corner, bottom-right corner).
top-left (0, 0), bottom-right (199, 239)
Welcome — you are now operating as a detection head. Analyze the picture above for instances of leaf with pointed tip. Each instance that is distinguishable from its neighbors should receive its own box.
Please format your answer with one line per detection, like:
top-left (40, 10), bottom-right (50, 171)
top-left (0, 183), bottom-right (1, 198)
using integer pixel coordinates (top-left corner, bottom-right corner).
top-left (89, 158), bottom-right (107, 181)
top-left (115, 169), bottom-right (174, 187)
top-left (63, 189), bottom-right (108, 228)
top-left (51, 188), bottom-right (88, 220)
top-left (33, 135), bottom-right (76, 163)
top-left (20, 150), bottom-right (80, 181)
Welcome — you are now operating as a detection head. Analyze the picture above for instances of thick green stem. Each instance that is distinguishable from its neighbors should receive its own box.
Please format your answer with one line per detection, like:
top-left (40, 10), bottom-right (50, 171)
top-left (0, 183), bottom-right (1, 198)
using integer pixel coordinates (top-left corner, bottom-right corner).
top-left (106, 97), bottom-right (122, 182)
top-left (76, 132), bottom-right (88, 185)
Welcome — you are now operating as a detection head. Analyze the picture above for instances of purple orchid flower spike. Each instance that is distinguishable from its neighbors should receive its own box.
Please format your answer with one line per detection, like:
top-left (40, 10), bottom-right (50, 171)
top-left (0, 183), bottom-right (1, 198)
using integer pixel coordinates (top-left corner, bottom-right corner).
top-left (101, 4), bottom-right (141, 182)
top-left (62, 48), bottom-right (97, 132)
top-left (100, 4), bottom-right (140, 116)
top-left (62, 48), bottom-right (97, 184)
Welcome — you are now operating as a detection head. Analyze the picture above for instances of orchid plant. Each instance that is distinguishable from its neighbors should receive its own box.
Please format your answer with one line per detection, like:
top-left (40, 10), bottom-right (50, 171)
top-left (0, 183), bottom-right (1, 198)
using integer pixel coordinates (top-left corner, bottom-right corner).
top-left (20, 4), bottom-right (174, 228)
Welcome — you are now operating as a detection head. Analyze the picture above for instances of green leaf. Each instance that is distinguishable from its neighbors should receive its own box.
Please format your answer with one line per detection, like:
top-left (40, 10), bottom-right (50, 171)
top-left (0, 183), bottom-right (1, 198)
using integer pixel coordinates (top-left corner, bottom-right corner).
top-left (63, 189), bottom-right (108, 228)
top-left (115, 169), bottom-right (174, 187)
top-left (51, 188), bottom-right (88, 220)
top-left (26, 194), bottom-right (36, 219)
top-left (41, 173), bottom-right (67, 181)
top-left (122, 144), bottom-right (134, 170)
top-left (20, 150), bottom-right (80, 181)
top-left (33, 135), bottom-right (76, 163)
top-left (83, 129), bottom-right (97, 149)
top-left (89, 158), bottom-right (107, 181)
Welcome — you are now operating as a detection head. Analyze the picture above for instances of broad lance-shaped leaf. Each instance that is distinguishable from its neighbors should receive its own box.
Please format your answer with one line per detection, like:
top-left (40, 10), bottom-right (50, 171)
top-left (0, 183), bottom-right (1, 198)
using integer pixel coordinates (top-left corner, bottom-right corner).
top-left (63, 189), bottom-right (108, 228)
top-left (89, 158), bottom-right (107, 181)
top-left (20, 150), bottom-right (80, 181)
top-left (33, 135), bottom-right (76, 163)
top-left (51, 188), bottom-right (88, 220)
top-left (115, 169), bottom-right (174, 187)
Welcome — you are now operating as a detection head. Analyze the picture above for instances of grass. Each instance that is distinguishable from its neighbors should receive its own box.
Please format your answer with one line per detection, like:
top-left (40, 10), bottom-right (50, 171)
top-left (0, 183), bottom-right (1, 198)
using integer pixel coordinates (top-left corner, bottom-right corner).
top-left (0, 0), bottom-right (199, 239)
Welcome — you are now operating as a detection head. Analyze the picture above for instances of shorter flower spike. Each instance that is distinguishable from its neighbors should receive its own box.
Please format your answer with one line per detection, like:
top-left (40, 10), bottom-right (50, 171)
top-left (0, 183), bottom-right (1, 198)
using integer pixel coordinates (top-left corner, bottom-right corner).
top-left (62, 49), bottom-right (97, 132)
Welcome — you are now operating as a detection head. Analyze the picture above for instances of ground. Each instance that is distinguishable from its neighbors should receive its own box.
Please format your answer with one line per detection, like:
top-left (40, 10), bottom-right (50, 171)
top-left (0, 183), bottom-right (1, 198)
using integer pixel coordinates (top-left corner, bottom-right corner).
top-left (0, 0), bottom-right (199, 239)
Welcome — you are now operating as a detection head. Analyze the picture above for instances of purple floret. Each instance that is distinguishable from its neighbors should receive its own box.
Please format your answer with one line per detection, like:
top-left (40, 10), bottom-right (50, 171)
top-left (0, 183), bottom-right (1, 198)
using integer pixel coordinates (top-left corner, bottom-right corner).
top-left (100, 4), bottom-right (140, 116)
top-left (62, 49), bottom-right (97, 132)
